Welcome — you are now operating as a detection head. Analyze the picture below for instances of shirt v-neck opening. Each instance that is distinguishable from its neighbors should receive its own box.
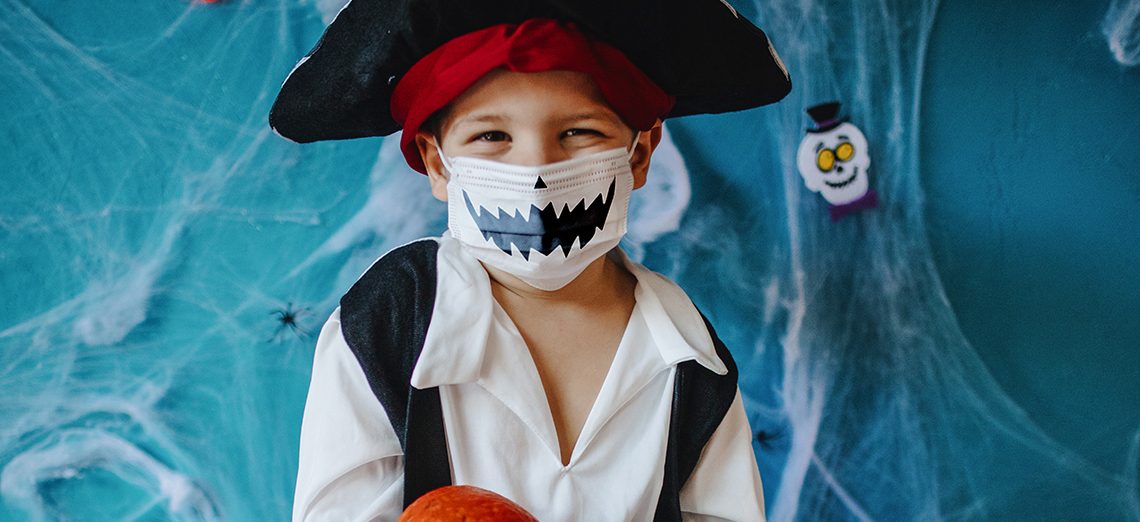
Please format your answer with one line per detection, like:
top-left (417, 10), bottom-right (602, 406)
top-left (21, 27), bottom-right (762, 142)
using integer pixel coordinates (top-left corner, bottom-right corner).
top-left (488, 296), bottom-right (639, 469)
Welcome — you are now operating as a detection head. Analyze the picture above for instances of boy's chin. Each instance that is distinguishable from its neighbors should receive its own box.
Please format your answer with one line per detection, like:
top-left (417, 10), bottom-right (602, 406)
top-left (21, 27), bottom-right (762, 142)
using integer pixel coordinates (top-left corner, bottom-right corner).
top-left (479, 254), bottom-right (614, 296)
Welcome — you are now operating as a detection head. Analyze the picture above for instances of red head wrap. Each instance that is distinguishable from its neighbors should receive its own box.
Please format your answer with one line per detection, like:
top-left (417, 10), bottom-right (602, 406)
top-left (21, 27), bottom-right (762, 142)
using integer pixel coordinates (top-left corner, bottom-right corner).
top-left (390, 18), bottom-right (676, 174)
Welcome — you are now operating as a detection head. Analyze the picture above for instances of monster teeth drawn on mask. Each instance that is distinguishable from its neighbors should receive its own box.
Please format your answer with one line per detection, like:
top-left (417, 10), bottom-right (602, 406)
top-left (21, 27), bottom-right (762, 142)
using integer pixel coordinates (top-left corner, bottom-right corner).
top-left (463, 179), bottom-right (617, 261)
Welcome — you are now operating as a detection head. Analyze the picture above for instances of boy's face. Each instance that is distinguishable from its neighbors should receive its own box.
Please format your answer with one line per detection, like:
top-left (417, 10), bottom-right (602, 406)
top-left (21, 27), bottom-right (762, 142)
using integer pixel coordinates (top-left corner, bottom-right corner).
top-left (414, 69), bottom-right (662, 201)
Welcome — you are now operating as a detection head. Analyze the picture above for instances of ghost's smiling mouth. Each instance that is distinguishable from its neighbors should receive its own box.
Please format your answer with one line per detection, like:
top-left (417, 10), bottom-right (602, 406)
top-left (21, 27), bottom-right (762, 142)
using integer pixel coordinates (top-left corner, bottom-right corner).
top-left (824, 167), bottom-right (859, 189)
top-left (463, 179), bottom-right (616, 260)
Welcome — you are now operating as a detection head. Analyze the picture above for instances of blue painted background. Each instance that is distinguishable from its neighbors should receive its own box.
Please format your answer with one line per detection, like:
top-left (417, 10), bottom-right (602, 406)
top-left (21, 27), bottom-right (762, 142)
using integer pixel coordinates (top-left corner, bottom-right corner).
top-left (1, 0), bottom-right (1136, 520)
top-left (923, 0), bottom-right (1140, 484)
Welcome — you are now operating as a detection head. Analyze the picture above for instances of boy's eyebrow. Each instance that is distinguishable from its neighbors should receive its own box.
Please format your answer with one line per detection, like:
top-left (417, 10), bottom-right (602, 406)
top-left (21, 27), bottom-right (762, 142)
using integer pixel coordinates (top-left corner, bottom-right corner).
top-left (452, 113), bottom-right (508, 127)
top-left (559, 111), bottom-right (622, 123)
top-left (450, 110), bottom-right (622, 130)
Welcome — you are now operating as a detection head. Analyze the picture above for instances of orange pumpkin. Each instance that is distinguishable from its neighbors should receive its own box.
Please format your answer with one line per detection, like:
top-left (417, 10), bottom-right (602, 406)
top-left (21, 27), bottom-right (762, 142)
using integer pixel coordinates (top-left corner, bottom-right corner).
top-left (398, 485), bottom-right (538, 522)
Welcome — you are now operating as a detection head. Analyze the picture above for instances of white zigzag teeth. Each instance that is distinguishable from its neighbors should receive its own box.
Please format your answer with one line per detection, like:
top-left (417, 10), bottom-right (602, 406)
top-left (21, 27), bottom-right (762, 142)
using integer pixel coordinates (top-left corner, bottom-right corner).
top-left (511, 236), bottom-right (583, 261)
top-left (468, 177), bottom-right (612, 221)
top-left (552, 193), bottom-right (596, 219)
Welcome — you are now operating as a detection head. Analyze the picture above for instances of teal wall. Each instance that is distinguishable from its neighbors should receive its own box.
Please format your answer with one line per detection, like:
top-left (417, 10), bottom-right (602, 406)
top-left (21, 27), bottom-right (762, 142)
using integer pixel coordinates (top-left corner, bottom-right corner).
top-left (1, 0), bottom-right (1136, 519)
top-left (923, 0), bottom-right (1140, 476)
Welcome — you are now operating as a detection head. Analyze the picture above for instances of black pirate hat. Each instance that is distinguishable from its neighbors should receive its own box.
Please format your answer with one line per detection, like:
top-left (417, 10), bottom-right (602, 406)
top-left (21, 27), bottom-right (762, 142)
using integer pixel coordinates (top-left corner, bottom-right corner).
top-left (269, 0), bottom-right (792, 143)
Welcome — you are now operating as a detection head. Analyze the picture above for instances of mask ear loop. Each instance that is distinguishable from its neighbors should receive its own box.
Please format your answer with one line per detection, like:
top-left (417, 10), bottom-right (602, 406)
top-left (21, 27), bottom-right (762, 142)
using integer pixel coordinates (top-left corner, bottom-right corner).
top-left (431, 138), bottom-right (455, 178)
top-left (627, 130), bottom-right (641, 163)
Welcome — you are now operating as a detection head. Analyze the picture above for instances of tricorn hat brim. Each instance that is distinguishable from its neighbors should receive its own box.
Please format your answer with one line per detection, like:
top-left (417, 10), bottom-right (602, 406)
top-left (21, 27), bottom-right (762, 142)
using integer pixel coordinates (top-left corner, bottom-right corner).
top-left (269, 0), bottom-right (792, 143)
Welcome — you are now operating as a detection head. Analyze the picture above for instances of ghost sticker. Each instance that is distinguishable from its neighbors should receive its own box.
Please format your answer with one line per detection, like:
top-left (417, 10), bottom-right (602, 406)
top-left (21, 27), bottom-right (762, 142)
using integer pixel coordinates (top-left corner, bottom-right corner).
top-left (796, 101), bottom-right (879, 221)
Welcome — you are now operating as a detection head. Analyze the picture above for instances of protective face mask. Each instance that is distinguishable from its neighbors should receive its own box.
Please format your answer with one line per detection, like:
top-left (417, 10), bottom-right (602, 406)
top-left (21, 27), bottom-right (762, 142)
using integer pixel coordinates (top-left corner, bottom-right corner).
top-left (438, 134), bottom-right (638, 291)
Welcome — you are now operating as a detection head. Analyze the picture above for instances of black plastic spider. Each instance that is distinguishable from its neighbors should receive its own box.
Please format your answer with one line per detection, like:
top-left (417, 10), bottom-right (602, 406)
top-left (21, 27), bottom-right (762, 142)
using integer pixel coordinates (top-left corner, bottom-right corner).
top-left (268, 302), bottom-right (312, 343)
top-left (755, 427), bottom-right (786, 450)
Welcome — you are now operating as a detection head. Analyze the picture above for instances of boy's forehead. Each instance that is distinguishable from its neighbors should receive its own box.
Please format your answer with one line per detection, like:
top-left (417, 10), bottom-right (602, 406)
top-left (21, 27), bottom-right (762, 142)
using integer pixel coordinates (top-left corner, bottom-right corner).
top-left (444, 69), bottom-right (624, 126)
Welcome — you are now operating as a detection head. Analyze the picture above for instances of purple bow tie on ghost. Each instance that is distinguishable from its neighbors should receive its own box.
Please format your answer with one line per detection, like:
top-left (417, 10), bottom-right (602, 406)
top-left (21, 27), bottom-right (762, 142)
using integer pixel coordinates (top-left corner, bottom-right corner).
top-left (829, 189), bottom-right (879, 222)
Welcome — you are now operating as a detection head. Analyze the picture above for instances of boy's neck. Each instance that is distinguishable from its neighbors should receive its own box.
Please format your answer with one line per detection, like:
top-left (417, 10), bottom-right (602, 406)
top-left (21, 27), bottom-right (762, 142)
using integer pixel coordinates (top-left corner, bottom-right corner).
top-left (483, 249), bottom-right (634, 305)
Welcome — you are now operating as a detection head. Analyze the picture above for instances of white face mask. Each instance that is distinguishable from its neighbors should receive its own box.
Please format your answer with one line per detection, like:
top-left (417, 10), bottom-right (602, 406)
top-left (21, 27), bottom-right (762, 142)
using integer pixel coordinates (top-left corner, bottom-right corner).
top-left (438, 134), bottom-right (638, 291)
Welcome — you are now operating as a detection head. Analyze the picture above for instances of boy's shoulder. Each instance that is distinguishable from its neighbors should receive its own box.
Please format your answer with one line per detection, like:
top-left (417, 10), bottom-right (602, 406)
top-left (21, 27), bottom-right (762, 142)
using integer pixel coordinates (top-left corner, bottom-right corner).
top-left (338, 236), bottom-right (441, 351)
top-left (337, 236), bottom-right (443, 441)
top-left (347, 237), bottom-right (441, 292)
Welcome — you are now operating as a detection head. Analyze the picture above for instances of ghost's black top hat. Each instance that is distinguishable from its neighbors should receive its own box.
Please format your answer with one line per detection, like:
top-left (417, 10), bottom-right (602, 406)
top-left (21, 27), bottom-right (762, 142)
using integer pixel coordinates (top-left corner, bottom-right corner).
top-left (269, 0), bottom-right (792, 144)
top-left (805, 101), bottom-right (846, 133)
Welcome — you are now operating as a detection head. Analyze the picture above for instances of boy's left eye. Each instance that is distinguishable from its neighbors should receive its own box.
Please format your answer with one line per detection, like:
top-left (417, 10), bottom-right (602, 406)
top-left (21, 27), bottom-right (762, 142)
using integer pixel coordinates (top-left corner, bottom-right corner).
top-left (474, 131), bottom-right (509, 142)
top-left (563, 128), bottom-right (601, 138)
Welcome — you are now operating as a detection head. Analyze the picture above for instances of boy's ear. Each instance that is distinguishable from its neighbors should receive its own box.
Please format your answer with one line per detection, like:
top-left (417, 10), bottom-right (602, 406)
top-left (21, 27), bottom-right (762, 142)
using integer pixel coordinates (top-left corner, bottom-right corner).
top-left (631, 119), bottom-right (664, 190)
top-left (414, 130), bottom-right (450, 201)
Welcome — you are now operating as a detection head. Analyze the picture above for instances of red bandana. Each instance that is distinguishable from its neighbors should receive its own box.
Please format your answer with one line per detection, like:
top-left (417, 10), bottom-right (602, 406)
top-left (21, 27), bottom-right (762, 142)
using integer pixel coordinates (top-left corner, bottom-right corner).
top-left (390, 18), bottom-right (676, 174)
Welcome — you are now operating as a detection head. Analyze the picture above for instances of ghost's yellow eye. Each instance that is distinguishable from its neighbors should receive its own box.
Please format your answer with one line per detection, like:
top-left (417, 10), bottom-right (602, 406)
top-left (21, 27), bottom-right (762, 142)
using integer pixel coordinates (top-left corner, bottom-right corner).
top-left (836, 142), bottom-right (855, 162)
top-left (817, 149), bottom-right (836, 172)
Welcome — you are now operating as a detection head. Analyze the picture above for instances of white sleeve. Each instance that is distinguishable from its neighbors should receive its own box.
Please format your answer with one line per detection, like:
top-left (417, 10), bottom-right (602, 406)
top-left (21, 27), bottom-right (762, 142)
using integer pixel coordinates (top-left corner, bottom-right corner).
top-left (292, 307), bottom-right (406, 522)
top-left (679, 389), bottom-right (766, 522)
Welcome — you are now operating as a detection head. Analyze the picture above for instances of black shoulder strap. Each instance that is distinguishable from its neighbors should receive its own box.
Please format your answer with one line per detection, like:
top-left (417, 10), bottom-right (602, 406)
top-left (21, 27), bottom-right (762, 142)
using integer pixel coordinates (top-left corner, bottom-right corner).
top-left (652, 310), bottom-right (740, 522)
top-left (337, 239), bottom-right (451, 508)
top-left (339, 242), bottom-right (739, 517)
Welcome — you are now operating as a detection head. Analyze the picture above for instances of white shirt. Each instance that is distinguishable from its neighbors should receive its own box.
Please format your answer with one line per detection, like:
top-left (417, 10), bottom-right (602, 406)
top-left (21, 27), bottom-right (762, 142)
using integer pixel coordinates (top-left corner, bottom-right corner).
top-left (293, 234), bottom-right (765, 521)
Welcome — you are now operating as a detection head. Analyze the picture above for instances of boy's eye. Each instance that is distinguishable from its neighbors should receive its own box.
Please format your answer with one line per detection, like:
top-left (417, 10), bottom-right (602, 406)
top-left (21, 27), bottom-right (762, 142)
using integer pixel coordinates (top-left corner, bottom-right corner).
top-left (474, 131), bottom-right (508, 142)
top-left (563, 128), bottom-right (601, 138)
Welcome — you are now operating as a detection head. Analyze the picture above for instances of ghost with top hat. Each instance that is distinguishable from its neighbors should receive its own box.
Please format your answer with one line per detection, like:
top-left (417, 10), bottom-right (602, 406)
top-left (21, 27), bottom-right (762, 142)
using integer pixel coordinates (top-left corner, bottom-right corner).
top-left (795, 101), bottom-right (879, 221)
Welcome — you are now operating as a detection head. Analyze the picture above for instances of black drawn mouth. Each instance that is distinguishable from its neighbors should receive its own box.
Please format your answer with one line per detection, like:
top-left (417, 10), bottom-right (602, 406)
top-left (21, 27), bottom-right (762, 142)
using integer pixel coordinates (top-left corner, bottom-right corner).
top-left (824, 167), bottom-right (859, 189)
top-left (463, 179), bottom-right (616, 260)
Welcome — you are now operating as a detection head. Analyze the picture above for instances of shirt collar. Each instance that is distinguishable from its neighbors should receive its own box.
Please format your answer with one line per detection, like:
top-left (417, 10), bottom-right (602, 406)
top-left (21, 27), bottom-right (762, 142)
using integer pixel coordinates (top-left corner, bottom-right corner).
top-left (410, 234), bottom-right (728, 389)
top-left (613, 248), bottom-right (728, 375)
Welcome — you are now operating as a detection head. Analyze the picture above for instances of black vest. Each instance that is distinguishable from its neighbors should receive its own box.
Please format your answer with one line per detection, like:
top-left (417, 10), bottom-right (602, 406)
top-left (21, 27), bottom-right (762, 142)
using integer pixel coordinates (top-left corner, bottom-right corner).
top-left (338, 239), bottom-right (738, 521)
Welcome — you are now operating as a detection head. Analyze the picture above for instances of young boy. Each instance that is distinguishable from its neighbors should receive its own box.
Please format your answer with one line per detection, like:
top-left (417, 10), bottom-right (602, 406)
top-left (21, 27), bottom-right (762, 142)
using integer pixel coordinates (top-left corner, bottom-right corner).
top-left (271, 2), bottom-right (790, 520)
